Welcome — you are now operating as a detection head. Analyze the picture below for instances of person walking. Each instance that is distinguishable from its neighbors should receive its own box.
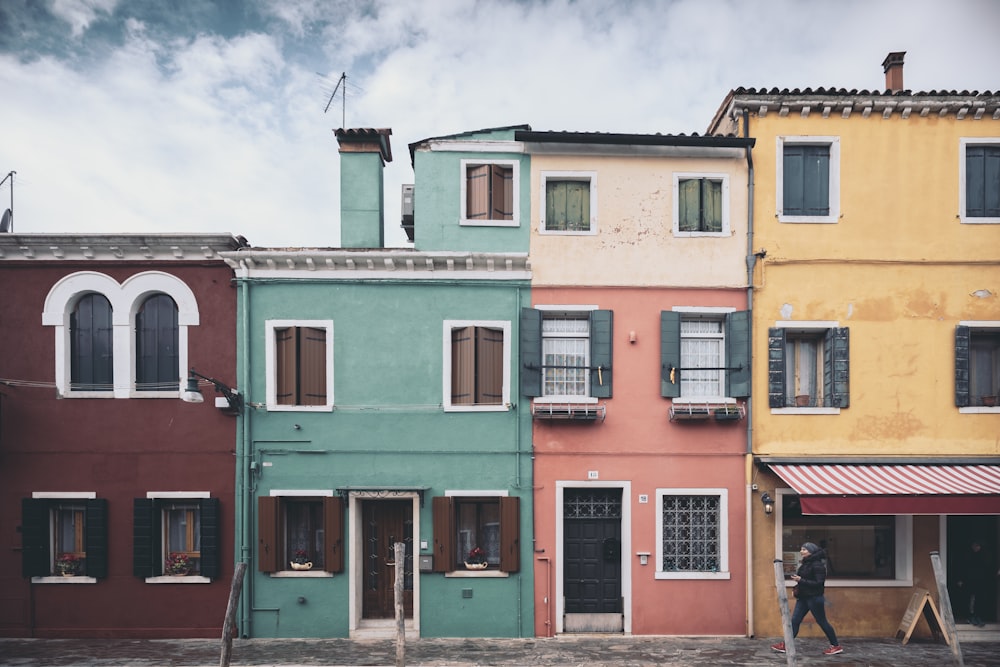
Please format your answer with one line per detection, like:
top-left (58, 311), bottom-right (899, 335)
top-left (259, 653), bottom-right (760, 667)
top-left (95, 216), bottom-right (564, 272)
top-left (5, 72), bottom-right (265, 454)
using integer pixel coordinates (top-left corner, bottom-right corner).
top-left (957, 540), bottom-right (992, 627)
top-left (771, 542), bottom-right (843, 656)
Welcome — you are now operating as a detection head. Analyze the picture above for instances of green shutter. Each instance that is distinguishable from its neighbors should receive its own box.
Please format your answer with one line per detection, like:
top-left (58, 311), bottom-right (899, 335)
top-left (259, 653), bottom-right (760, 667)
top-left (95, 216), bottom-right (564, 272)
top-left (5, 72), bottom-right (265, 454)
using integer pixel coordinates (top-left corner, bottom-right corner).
top-left (705, 179), bottom-right (723, 232)
top-left (678, 179), bottom-right (701, 231)
top-left (199, 497), bottom-right (220, 579)
top-left (824, 327), bottom-right (850, 408)
top-left (85, 499), bottom-right (108, 579)
top-left (133, 498), bottom-right (156, 577)
top-left (801, 145), bottom-right (830, 216)
top-left (590, 310), bottom-right (613, 398)
top-left (768, 328), bottom-right (786, 408)
top-left (783, 146), bottom-right (805, 215)
top-left (956, 325), bottom-right (971, 407)
top-left (660, 311), bottom-right (681, 397)
top-left (726, 311), bottom-right (751, 398)
top-left (520, 308), bottom-right (542, 397)
top-left (546, 181), bottom-right (590, 231)
top-left (21, 498), bottom-right (50, 578)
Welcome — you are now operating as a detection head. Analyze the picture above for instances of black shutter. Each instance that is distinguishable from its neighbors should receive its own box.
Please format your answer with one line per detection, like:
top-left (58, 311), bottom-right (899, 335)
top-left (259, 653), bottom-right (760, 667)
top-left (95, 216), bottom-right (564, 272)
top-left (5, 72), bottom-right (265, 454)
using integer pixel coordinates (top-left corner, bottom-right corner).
top-left (590, 310), bottom-right (613, 398)
top-left (768, 328), bottom-right (786, 408)
top-left (520, 308), bottom-right (542, 397)
top-left (660, 311), bottom-right (681, 398)
top-left (824, 327), bottom-right (850, 408)
top-left (21, 499), bottom-right (50, 578)
top-left (85, 499), bottom-right (108, 579)
top-left (199, 497), bottom-right (220, 579)
top-left (133, 498), bottom-right (156, 577)
top-left (956, 325), bottom-right (971, 407)
top-left (726, 311), bottom-right (751, 398)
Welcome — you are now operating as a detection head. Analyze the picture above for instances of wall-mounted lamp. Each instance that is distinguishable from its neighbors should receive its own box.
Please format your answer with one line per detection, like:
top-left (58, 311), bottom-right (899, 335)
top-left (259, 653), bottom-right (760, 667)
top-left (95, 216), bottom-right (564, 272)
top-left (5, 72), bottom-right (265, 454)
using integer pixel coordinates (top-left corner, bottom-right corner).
top-left (181, 368), bottom-right (243, 413)
top-left (760, 491), bottom-right (775, 516)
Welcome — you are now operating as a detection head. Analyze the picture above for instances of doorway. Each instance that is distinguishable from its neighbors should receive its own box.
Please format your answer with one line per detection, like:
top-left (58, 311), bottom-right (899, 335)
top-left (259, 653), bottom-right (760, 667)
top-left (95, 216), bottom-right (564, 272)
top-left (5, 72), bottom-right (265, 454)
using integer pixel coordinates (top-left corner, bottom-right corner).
top-left (360, 499), bottom-right (413, 619)
top-left (947, 515), bottom-right (998, 624)
top-left (562, 486), bottom-right (624, 633)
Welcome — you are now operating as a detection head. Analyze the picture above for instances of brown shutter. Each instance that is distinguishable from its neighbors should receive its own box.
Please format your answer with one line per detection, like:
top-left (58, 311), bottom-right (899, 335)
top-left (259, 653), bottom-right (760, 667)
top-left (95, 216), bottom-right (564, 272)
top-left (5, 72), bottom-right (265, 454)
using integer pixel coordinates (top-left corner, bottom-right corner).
top-left (499, 496), bottom-right (520, 573)
top-left (300, 327), bottom-right (327, 406)
top-left (451, 326), bottom-right (474, 404)
top-left (258, 496), bottom-right (278, 572)
top-left (432, 496), bottom-right (454, 572)
top-left (478, 326), bottom-right (504, 404)
top-left (323, 496), bottom-right (344, 573)
top-left (275, 327), bottom-right (297, 405)
top-left (466, 165), bottom-right (489, 220)
top-left (491, 165), bottom-right (513, 220)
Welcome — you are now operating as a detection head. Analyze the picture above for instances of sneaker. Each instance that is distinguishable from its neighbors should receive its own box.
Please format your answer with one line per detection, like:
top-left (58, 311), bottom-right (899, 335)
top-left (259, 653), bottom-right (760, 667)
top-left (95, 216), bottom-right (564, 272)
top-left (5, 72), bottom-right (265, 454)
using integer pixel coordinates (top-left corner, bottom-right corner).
top-left (823, 645), bottom-right (843, 655)
top-left (770, 642), bottom-right (786, 653)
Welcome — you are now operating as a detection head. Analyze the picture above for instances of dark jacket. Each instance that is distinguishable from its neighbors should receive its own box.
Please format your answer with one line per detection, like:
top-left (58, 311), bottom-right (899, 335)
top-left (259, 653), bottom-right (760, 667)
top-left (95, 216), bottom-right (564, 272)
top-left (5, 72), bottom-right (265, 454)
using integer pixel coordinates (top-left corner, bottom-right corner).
top-left (796, 549), bottom-right (829, 598)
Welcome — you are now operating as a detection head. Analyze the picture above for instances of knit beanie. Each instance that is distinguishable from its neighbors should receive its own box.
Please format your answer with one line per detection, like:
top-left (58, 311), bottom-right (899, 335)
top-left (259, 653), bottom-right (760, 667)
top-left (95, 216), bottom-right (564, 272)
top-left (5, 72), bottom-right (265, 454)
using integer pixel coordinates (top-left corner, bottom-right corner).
top-left (801, 542), bottom-right (820, 555)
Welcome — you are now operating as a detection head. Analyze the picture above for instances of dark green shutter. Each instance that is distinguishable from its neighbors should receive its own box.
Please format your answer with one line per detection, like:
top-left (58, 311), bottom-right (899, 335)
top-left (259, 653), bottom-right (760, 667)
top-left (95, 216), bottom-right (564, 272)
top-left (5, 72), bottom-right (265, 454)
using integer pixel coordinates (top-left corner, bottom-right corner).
top-left (660, 311), bottom-right (681, 397)
top-left (956, 325), bottom-right (971, 407)
top-left (21, 499), bottom-right (50, 578)
top-left (726, 311), bottom-right (751, 398)
top-left (768, 328), bottom-right (786, 408)
top-left (965, 147), bottom-right (1000, 218)
top-left (590, 310), bottom-right (613, 398)
top-left (520, 308), bottom-right (542, 397)
top-left (133, 498), bottom-right (156, 577)
top-left (85, 499), bottom-right (108, 578)
top-left (199, 497), bottom-right (220, 579)
top-left (824, 327), bottom-right (850, 408)
top-left (784, 145), bottom-right (829, 216)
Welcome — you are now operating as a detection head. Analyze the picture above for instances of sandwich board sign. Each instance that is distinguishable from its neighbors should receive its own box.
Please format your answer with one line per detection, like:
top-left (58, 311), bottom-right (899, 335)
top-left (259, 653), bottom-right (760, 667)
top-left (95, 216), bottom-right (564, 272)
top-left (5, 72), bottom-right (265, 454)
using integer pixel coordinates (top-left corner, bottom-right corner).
top-left (896, 587), bottom-right (949, 645)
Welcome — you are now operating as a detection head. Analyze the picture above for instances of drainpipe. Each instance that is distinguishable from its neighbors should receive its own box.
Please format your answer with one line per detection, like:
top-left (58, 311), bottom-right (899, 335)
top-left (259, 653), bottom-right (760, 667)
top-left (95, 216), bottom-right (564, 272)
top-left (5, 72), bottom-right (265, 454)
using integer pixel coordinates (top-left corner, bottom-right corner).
top-left (742, 107), bottom-right (757, 639)
top-left (237, 259), bottom-right (253, 637)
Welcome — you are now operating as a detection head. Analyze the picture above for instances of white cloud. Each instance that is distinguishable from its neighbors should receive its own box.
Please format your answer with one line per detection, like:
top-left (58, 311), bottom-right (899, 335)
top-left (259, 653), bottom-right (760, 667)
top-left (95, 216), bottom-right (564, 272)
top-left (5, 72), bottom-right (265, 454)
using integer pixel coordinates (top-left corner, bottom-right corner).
top-left (49, 0), bottom-right (120, 37)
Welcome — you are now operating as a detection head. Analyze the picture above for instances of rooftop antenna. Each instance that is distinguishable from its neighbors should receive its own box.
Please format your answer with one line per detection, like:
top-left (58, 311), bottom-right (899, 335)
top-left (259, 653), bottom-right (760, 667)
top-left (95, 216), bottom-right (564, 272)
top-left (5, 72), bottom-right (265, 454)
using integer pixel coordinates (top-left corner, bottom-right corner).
top-left (0, 171), bottom-right (14, 233)
top-left (323, 72), bottom-right (347, 128)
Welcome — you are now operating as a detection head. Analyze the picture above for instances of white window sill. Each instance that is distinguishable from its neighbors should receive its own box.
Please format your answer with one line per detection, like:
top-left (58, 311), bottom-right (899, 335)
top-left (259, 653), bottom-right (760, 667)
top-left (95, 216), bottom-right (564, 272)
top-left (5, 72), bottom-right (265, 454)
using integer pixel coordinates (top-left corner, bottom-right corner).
top-left (32, 576), bottom-right (97, 584)
top-left (959, 217), bottom-right (1000, 224)
top-left (655, 571), bottom-right (731, 580)
top-left (62, 392), bottom-right (114, 399)
top-left (671, 397), bottom-right (735, 405)
top-left (777, 215), bottom-right (839, 224)
top-left (538, 227), bottom-right (596, 235)
top-left (534, 397), bottom-right (598, 405)
top-left (771, 407), bottom-right (841, 415)
top-left (784, 578), bottom-right (913, 588)
top-left (266, 404), bottom-right (334, 412)
top-left (130, 391), bottom-right (182, 399)
top-left (460, 218), bottom-right (519, 227)
top-left (145, 575), bottom-right (211, 584)
top-left (672, 231), bottom-right (729, 238)
top-left (959, 406), bottom-right (1000, 414)
top-left (269, 570), bottom-right (334, 578)
top-left (444, 570), bottom-right (508, 578)
top-left (443, 404), bottom-right (511, 413)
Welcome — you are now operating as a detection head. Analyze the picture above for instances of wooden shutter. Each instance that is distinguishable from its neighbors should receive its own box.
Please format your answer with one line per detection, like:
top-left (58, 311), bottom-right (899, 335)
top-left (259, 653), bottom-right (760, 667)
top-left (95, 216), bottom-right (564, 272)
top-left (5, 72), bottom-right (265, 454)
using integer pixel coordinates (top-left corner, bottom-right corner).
top-left (133, 498), bottom-right (156, 577)
top-left (275, 327), bottom-right (297, 405)
top-left (955, 325), bottom-right (971, 407)
top-left (660, 311), bottom-right (681, 398)
top-left (323, 496), bottom-right (344, 573)
top-left (199, 498), bottom-right (221, 579)
top-left (451, 326), bottom-right (474, 405)
top-left (432, 496), bottom-right (454, 572)
top-left (300, 327), bottom-right (327, 406)
top-left (590, 310), bottom-right (613, 398)
top-left (726, 311), bottom-right (751, 398)
top-left (71, 293), bottom-right (113, 391)
top-left (546, 180), bottom-right (590, 231)
top-left (677, 179), bottom-right (701, 231)
top-left (257, 496), bottom-right (279, 573)
top-left (85, 499), bottom-right (108, 579)
top-left (986, 147), bottom-right (1000, 217)
top-left (492, 165), bottom-right (513, 220)
top-left (21, 498), bottom-right (49, 578)
top-left (499, 496), bottom-right (520, 573)
top-left (466, 164), bottom-right (489, 220)
top-left (478, 326), bottom-right (504, 404)
top-left (768, 328), bottom-right (787, 408)
top-left (802, 145), bottom-right (830, 215)
top-left (783, 146), bottom-right (805, 215)
top-left (966, 146), bottom-right (1000, 218)
top-left (520, 308), bottom-right (542, 397)
top-left (705, 179), bottom-right (723, 232)
top-left (824, 327), bottom-right (850, 408)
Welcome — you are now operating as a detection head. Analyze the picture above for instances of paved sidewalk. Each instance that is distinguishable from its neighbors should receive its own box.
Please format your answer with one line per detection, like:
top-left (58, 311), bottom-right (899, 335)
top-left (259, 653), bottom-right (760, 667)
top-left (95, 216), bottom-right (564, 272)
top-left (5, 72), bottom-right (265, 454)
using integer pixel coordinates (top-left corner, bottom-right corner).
top-left (1, 635), bottom-right (998, 667)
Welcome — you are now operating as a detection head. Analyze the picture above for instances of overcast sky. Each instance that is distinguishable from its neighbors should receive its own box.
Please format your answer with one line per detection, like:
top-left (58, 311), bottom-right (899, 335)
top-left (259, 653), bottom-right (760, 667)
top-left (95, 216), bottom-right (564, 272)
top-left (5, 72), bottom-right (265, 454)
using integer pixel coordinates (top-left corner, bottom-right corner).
top-left (2, 0), bottom-right (998, 248)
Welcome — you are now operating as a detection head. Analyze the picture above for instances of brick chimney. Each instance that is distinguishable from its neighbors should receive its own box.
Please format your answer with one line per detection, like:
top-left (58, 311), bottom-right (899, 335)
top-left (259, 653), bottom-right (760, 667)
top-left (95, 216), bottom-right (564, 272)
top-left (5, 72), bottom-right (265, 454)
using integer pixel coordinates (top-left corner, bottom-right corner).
top-left (335, 128), bottom-right (393, 248)
top-left (882, 51), bottom-right (906, 93)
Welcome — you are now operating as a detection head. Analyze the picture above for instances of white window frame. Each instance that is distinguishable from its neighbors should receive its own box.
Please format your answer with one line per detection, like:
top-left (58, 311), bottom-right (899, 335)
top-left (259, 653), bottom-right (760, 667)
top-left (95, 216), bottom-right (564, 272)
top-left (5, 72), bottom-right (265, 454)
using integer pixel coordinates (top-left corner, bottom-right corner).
top-left (539, 171), bottom-right (598, 235)
top-left (672, 172), bottom-right (730, 236)
top-left (30, 491), bottom-right (98, 584)
top-left (444, 489), bottom-right (510, 578)
top-left (459, 159), bottom-right (520, 227)
top-left (959, 137), bottom-right (1000, 224)
top-left (534, 305), bottom-right (599, 404)
top-left (774, 489), bottom-right (913, 588)
top-left (266, 489), bottom-right (336, 578)
top-left (776, 136), bottom-right (841, 224)
top-left (771, 320), bottom-right (841, 414)
top-left (264, 319), bottom-right (335, 412)
top-left (671, 306), bottom-right (736, 403)
top-left (655, 488), bottom-right (730, 580)
top-left (442, 320), bottom-right (511, 412)
top-left (42, 271), bottom-right (199, 399)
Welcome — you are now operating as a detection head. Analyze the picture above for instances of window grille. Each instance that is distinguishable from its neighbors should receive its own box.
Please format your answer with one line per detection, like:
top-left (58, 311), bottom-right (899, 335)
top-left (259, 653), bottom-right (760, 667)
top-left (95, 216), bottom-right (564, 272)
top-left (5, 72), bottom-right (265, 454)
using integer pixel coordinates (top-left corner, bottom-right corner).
top-left (564, 489), bottom-right (622, 519)
top-left (661, 495), bottom-right (720, 572)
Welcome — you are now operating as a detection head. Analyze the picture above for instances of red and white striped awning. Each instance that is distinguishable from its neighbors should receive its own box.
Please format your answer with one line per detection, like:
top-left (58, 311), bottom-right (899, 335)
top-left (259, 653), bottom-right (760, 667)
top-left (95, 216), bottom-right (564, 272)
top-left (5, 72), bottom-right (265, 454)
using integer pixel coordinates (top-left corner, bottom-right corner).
top-left (769, 464), bottom-right (1000, 515)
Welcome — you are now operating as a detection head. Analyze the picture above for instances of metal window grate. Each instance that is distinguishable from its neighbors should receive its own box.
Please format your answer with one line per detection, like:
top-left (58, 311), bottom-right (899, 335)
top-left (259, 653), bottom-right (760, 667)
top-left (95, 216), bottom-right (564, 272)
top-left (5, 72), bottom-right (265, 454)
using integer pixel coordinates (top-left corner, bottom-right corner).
top-left (564, 489), bottom-right (622, 519)
top-left (661, 495), bottom-right (720, 572)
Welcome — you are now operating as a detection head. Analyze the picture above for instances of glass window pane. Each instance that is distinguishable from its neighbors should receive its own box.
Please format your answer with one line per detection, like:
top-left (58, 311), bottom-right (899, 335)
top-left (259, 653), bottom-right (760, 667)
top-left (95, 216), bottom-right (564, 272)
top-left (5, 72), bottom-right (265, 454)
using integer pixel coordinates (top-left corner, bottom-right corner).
top-left (285, 500), bottom-right (324, 569)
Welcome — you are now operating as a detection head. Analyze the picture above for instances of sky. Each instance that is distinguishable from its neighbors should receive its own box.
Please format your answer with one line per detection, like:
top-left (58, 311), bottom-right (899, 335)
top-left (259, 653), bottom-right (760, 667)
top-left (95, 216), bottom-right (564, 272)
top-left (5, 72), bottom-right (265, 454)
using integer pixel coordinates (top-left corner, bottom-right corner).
top-left (1, 0), bottom-right (998, 249)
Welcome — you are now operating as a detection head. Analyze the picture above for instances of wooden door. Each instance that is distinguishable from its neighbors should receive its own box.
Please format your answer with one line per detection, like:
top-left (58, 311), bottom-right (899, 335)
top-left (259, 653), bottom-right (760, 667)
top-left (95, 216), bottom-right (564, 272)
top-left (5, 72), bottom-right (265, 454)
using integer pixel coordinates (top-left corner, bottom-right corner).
top-left (563, 488), bottom-right (623, 632)
top-left (362, 500), bottom-right (413, 619)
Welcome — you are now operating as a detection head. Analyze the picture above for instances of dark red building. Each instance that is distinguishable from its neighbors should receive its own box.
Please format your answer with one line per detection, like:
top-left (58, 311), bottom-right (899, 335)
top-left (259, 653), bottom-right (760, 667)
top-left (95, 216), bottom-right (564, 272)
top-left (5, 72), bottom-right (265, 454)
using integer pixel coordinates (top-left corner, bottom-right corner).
top-left (0, 233), bottom-right (245, 637)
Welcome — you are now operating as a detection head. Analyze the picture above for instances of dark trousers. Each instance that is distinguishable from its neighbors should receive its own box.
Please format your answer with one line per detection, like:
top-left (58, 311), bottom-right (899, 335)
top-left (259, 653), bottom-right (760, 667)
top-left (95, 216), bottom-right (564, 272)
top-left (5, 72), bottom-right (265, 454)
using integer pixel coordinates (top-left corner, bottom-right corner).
top-left (791, 594), bottom-right (840, 646)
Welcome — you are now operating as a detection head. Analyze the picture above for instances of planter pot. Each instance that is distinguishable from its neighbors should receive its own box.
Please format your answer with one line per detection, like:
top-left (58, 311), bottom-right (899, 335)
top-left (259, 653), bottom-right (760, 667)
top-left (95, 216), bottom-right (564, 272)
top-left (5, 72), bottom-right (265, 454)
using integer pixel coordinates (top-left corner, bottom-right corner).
top-left (982, 396), bottom-right (997, 407)
top-left (290, 561), bottom-right (313, 571)
top-left (60, 572), bottom-right (75, 577)
top-left (168, 569), bottom-right (190, 576)
top-left (794, 395), bottom-right (811, 407)
top-left (464, 562), bottom-right (488, 570)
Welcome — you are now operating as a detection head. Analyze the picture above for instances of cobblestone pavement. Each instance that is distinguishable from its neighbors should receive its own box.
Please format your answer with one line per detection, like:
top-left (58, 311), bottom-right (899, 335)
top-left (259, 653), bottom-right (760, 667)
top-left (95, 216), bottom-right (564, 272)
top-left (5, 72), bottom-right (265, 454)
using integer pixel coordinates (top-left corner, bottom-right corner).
top-left (1, 635), bottom-right (999, 667)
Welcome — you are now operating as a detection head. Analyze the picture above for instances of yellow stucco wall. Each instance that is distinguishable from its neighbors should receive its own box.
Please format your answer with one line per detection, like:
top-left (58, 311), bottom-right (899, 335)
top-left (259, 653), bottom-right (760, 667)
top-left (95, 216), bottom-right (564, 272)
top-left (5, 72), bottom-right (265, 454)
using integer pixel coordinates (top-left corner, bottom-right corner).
top-left (528, 152), bottom-right (749, 287)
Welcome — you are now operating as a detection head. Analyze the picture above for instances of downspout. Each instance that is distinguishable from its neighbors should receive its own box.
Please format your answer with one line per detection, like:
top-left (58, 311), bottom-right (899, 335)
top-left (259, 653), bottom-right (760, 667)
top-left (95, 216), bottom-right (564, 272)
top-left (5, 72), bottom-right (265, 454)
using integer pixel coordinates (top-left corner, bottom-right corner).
top-left (237, 259), bottom-right (253, 637)
top-left (742, 107), bottom-right (757, 639)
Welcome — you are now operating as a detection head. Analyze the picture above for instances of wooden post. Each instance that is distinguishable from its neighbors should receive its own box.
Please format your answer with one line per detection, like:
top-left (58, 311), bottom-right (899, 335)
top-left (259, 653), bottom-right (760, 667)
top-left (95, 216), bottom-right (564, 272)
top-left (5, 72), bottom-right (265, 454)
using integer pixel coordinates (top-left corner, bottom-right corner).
top-left (773, 559), bottom-right (796, 666)
top-left (219, 562), bottom-right (248, 667)
top-left (930, 551), bottom-right (964, 666)
top-left (394, 542), bottom-right (406, 667)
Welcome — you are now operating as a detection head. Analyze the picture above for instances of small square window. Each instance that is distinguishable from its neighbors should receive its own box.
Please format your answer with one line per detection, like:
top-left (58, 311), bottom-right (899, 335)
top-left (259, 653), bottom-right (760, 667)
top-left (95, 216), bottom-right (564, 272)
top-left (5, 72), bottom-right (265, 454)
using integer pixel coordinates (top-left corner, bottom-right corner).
top-left (257, 495), bottom-right (343, 573)
top-left (461, 161), bottom-right (518, 226)
top-left (656, 489), bottom-right (729, 579)
top-left (266, 320), bottom-right (334, 410)
top-left (432, 495), bottom-right (520, 573)
top-left (776, 137), bottom-right (840, 223)
top-left (443, 321), bottom-right (511, 411)
top-left (23, 495), bottom-right (106, 580)
top-left (960, 139), bottom-right (1000, 223)
top-left (134, 495), bottom-right (218, 580)
top-left (768, 324), bottom-right (850, 409)
top-left (673, 174), bottom-right (729, 235)
top-left (956, 324), bottom-right (1000, 408)
top-left (540, 172), bottom-right (597, 234)
top-left (455, 498), bottom-right (501, 567)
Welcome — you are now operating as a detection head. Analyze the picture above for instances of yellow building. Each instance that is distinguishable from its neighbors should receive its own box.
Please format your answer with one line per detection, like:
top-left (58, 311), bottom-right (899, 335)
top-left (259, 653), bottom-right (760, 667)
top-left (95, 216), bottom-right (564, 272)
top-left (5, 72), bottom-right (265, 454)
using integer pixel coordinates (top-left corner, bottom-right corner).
top-left (709, 54), bottom-right (1000, 639)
